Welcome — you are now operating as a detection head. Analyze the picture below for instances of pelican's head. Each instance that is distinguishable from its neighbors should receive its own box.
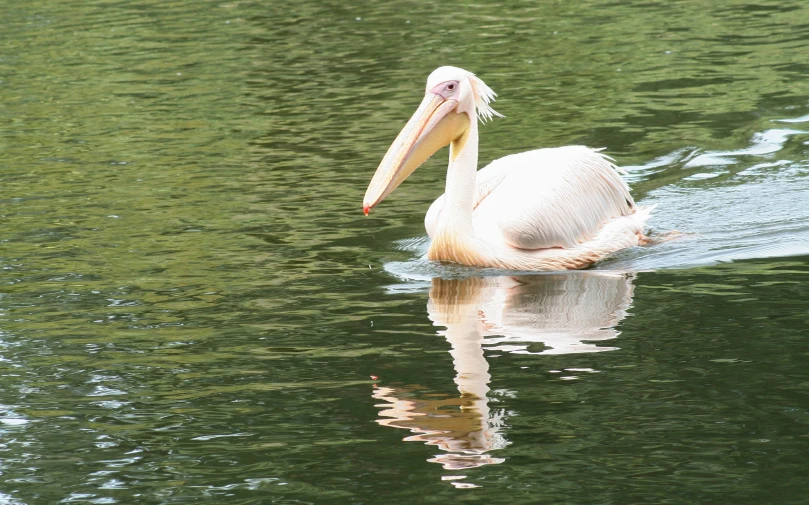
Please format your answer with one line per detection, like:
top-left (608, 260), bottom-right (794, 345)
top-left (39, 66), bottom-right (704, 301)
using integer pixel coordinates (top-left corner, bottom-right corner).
top-left (363, 66), bottom-right (501, 215)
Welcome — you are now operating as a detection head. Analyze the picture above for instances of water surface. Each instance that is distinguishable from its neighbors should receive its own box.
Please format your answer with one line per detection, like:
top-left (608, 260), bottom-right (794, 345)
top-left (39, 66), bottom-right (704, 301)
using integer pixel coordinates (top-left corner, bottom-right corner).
top-left (2, 0), bottom-right (809, 503)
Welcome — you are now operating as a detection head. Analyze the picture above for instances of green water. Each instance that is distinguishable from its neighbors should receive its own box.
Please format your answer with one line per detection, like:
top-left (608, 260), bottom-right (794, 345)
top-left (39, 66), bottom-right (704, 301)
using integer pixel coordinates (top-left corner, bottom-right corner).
top-left (2, 0), bottom-right (809, 503)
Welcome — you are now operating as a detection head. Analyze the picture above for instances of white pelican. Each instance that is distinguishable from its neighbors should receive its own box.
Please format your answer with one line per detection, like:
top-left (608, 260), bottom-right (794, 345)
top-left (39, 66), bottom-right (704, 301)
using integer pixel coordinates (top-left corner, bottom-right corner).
top-left (363, 66), bottom-right (653, 270)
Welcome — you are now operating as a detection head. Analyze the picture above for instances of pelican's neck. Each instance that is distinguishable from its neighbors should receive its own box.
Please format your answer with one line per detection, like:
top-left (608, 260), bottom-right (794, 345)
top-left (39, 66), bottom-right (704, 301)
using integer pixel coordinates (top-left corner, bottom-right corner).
top-left (429, 114), bottom-right (488, 265)
top-left (439, 115), bottom-right (479, 234)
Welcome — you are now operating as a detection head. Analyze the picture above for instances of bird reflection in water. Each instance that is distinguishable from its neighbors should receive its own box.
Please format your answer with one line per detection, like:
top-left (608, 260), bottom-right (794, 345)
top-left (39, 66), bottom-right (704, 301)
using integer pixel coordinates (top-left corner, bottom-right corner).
top-left (372, 272), bottom-right (635, 482)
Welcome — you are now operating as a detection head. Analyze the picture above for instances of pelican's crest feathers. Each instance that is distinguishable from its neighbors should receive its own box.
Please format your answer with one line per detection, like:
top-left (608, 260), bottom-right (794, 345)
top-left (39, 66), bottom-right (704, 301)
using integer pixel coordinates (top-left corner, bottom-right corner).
top-left (467, 71), bottom-right (503, 123)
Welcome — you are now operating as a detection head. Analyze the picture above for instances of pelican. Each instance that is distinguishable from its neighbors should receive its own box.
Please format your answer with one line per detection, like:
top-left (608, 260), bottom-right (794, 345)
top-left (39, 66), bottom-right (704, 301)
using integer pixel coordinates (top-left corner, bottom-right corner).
top-left (363, 66), bottom-right (653, 271)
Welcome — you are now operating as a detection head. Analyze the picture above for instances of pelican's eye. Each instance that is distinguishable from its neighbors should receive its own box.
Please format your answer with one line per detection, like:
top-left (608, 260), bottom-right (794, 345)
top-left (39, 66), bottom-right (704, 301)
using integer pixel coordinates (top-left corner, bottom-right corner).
top-left (429, 80), bottom-right (460, 98)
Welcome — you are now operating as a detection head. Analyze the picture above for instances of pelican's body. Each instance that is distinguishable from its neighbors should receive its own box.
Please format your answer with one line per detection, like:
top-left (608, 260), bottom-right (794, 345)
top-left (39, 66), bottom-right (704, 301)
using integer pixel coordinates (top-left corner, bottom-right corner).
top-left (363, 66), bottom-right (652, 271)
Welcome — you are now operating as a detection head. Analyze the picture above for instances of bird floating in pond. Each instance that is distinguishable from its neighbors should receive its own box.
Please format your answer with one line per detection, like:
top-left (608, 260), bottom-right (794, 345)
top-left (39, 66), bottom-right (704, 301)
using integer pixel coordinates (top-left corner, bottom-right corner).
top-left (363, 66), bottom-right (653, 271)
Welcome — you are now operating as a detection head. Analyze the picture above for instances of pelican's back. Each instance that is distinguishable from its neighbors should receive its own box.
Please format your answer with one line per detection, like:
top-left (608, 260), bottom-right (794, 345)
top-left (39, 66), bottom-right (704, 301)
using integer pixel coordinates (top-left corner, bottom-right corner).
top-left (472, 146), bottom-right (635, 250)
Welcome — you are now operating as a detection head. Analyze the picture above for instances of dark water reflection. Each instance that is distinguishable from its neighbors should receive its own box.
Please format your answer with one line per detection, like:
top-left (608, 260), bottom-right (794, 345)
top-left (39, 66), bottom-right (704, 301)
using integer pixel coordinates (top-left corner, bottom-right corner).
top-left (3, 0), bottom-right (809, 503)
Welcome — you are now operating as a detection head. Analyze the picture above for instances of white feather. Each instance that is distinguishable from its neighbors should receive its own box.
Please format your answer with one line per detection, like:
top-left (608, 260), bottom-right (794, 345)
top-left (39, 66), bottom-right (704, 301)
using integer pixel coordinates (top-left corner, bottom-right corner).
top-left (427, 146), bottom-right (636, 248)
top-left (474, 146), bottom-right (634, 249)
top-left (425, 145), bottom-right (651, 270)
top-left (467, 72), bottom-right (503, 123)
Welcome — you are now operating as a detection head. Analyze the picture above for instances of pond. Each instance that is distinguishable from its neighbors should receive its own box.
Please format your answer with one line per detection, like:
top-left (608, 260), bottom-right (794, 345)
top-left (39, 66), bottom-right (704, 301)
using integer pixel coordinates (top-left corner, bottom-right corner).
top-left (2, 0), bottom-right (809, 503)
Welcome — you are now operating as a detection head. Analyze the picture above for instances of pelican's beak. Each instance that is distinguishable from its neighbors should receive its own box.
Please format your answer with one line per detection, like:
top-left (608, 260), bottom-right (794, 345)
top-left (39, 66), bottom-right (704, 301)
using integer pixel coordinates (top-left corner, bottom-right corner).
top-left (363, 93), bottom-right (470, 215)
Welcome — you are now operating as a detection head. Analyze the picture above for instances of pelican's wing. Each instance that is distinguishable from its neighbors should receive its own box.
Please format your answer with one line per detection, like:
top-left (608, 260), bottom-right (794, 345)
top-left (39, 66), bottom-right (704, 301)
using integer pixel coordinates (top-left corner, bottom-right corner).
top-left (472, 146), bottom-right (635, 250)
